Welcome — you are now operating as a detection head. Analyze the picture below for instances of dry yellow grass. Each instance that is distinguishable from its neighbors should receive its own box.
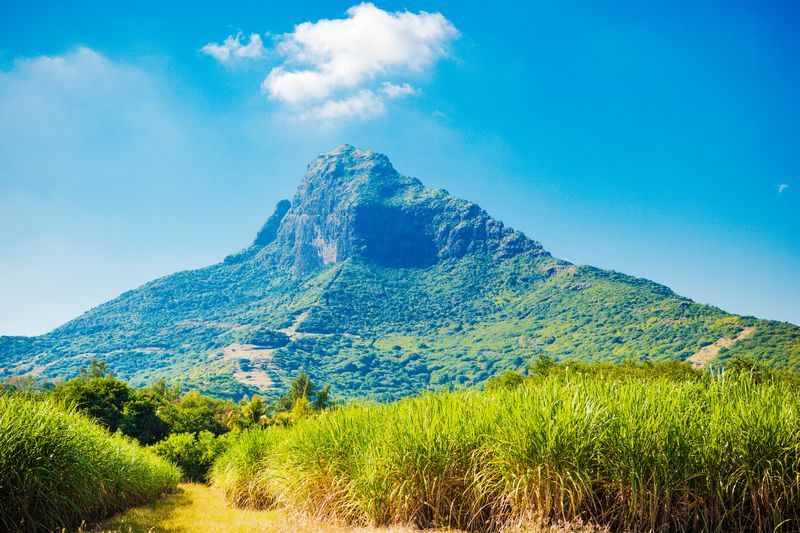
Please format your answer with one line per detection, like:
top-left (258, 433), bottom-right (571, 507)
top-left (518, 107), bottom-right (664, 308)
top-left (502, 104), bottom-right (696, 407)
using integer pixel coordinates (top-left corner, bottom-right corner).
top-left (94, 483), bottom-right (420, 533)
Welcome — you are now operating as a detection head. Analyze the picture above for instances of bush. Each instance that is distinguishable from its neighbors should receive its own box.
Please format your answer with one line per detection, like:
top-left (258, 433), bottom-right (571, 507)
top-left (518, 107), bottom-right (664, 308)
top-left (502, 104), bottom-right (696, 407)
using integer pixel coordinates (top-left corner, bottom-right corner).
top-left (0, 396), bottom-right (180, 531)
top-left (236, 329), bottom-right (290, 348)
top-left (151, 431), bottom-right (229, 481)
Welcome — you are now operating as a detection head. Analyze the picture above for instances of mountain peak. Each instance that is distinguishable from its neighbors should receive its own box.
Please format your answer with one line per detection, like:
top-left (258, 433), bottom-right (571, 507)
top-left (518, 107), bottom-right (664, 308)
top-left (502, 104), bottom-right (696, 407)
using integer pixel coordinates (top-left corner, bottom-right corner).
top-left (298, 145), bottom-right (400, 195)
top-left (258, 146), bottom-right (545, 276)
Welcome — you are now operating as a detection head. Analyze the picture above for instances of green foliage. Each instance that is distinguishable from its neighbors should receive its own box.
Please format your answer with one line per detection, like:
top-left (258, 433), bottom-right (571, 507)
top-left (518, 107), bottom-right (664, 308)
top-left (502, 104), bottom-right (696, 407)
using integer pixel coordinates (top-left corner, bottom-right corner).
top-left (150, 431), bottom-right (229, 482)
top-left (212, 370), bottom-right (800, 531)
top-left (235, 328), bottom-right (290, 348)
top-left (0, 395), bottom-right (180, 531)
top-left (0, 374), bottom-right (53, 396)
top-left (210, 427), bottom-right (289, 509)
top-left (118, 395), bottom-right (168, 445)
top-left (542, 357), bottom-right (708, 382)
top-left (529, 352), bottom-right (555, 377)
top-left (78, 358), bottom-right (114, 379)
top-left (230, 372), bottom-right (333, 430)
top-left (142, 379), bottom-right (182, 403)
top-left (51, 375), bottom-right (132, 432)
top-left (2, 247), bottom-right (797, 401)
top-left (277, 370), bottom-right (331, 411)
top-left (234, 395), bottom-right (271, 429)
top-left (157, 391), bottom-right (235, 435)
top-left (48, 360), bottom-right (173, 445)
top-left (5, 361), bottom-right (331, 449)
top-left (722, 354), bottom-right (800, 386)
top-left (485, 369), bottom-right (524, 391)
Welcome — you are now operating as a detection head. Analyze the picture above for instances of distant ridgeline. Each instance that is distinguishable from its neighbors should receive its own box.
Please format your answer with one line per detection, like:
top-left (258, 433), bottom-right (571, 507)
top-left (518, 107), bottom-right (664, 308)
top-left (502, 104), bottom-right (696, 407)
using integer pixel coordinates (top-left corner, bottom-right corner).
top-left (1, 145), bottom-right (798, 399)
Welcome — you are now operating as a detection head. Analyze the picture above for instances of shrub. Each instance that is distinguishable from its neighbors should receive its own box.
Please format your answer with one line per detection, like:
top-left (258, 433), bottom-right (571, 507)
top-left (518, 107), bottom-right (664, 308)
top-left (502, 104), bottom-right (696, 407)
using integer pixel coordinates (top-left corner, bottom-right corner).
top-left (0, 396), bottom-right (180, 532)
top-left (236, 329), bottom-right (290, 348)
top-left (150, 431), bottom-right (229, 481)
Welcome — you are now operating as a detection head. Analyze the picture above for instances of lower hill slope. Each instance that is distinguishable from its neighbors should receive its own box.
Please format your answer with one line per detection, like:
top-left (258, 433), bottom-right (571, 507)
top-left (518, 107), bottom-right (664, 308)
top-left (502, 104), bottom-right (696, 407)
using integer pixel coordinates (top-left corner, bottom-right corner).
top-left (2, 249), bottom-right (797, 400)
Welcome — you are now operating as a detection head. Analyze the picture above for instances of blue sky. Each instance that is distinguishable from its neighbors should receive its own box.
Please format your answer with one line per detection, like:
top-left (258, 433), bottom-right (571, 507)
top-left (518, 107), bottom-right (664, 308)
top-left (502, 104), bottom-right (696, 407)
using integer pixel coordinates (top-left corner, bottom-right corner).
top-left (1, 0), bottom-right (798, 335)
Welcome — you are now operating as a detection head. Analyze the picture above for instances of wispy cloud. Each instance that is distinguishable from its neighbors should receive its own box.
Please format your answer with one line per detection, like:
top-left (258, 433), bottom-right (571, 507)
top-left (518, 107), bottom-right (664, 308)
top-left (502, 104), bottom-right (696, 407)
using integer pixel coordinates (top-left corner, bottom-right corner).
top-left (298, 89), bottom-right (386, 123)
top-left (294, 82), bottom-right (422, 126)
top-left (380, 81), bottom-right (421, 99)
top-left (778, 183), bottom-right (790, 193)
top-left (201, 33), bottom-right (265, 62)
top-left (0, 47), bottom-right (185, 158)
top-left (259, 3), bottom-right (458, 124)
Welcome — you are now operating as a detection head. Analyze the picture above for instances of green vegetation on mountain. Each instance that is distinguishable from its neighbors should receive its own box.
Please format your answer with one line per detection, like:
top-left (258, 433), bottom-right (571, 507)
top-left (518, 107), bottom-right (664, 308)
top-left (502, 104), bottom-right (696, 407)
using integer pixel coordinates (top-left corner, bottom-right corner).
top-left (212, 363), bottom-right (800, 532)
top-left (1, 145), bottom-right (798, 400)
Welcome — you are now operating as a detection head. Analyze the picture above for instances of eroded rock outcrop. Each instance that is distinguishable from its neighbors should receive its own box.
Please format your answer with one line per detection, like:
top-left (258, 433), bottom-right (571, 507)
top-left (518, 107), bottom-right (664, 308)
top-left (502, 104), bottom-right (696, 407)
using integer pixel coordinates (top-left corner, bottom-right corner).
top-left (257, 145), bottom-right (546, 275)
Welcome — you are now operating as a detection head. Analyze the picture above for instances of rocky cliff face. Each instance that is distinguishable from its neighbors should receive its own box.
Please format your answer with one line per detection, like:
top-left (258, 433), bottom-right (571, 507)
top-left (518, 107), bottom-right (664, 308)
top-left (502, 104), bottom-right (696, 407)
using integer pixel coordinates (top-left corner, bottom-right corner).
top-left (256, 145), bottom-right (546, 276)
top-left (253, 199), bottom-right (291, 246)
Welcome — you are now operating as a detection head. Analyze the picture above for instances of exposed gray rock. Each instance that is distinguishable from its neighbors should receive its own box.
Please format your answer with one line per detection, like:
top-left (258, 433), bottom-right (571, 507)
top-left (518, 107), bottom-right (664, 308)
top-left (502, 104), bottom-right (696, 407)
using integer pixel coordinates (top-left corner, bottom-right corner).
top-left (266, 145), bottom-right (547, 276)
top-left (254, 199), bottom-right (291, 246)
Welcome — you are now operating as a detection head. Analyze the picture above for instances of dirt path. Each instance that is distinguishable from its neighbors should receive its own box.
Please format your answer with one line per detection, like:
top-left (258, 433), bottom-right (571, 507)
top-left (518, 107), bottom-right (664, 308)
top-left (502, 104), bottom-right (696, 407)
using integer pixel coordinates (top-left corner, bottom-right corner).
top-left (279, 311), bottom-right (310, 339)
top-left (686, 326), bottom-right (756, 369)
top-left (96, 483), bottom-right (414, 533)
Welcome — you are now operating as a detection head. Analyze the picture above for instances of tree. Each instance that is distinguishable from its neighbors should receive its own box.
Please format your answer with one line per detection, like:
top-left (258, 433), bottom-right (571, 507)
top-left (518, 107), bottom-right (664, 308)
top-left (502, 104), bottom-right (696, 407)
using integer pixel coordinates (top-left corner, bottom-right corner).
top-left (278, 370), bottom-right (331, 411)
top-left (142, 379), bottom-right (181, 403)
top-left (485, 370), bottom-right (524, 391)
top-left (158, 391), bottom-right (235, 435)
top-left (290, 396), bottom-right (314, 422)
top-left (52, 375), bottom-right (132, 432)
top-left (78, 359), bottom-right (113, 380)
top-left (150, 430), bottom-right (228, 481)
top-left (118, 395), bottom-right (168, 445)
top-left (726, 355), bottom-right (769, 383)
top-left (530, 354), bottom-right (555, 377)
top-left (314, 384), bottom-right (331, 410)
top-left (235, 395), bottom-right (271, 429)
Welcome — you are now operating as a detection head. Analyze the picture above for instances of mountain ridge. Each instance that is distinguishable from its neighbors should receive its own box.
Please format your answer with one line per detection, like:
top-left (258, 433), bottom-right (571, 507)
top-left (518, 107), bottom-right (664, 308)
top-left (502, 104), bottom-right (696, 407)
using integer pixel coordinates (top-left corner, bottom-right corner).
top-left (1, 146), bottom-right (798, 399)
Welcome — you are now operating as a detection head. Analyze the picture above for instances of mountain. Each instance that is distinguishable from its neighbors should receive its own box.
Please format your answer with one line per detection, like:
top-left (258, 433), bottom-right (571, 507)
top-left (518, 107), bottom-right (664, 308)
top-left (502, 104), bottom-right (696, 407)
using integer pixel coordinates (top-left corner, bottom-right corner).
top-left (2, 145), bottom-right (799, 399)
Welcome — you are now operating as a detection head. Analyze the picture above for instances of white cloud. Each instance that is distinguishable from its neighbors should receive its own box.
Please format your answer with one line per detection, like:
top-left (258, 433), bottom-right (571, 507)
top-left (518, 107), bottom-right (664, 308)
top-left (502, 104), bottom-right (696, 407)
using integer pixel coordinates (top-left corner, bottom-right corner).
top-left (299, 89), bottom-right (386, 124)
top-left (260, 2), bottom-right (458, 124)
top-left (294, 82), bottom-right (420, 126)
top-left (202, 33), bottom-right (265, 62)
top-left (778, 183), bottom-right (790, 193)
top-left (380, 81), bottom-right (420, 99)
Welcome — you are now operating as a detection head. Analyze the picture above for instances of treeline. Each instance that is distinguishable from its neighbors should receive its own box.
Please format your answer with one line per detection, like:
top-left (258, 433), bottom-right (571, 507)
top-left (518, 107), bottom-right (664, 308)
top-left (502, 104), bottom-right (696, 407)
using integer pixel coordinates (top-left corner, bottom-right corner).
top-left (1, 360), bottom-right (332, 481)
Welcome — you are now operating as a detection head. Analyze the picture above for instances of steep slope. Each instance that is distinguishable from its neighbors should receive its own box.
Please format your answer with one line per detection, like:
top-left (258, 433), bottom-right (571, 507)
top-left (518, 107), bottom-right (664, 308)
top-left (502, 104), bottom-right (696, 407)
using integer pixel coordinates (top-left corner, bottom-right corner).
top-left (1, 146), bottom-right (798, 399)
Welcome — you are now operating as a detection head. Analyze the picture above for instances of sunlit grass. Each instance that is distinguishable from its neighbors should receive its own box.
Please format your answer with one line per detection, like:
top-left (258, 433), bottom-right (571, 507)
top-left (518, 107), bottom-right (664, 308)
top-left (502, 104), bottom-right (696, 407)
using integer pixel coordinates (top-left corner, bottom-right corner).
top-left (97, 483), bottom-right (424, 532)
top-left (97, 483), bottom-right (286, 533)
top-left (0, 396), bottom-right (181, 531)
top-left (212, 374), bottom-right (800, 531)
